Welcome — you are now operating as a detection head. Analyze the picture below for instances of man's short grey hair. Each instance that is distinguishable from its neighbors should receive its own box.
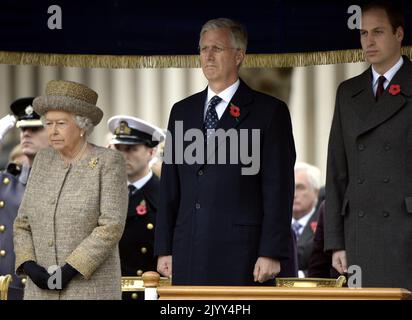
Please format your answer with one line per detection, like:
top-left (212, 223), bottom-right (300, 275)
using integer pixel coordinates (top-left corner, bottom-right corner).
top-left (73, 115), bottom-right (94, 136)
top-left (295, 162), bottom-right (321, 190)
top-left (199, 18), bottom-right (248, 51)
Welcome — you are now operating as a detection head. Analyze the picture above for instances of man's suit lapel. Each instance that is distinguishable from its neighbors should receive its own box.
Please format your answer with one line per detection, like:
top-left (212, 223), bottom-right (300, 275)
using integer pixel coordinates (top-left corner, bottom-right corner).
top-left (350, 69), bottom-right (376, 122)
top-left (216, 79), bottom-right (252, 132)
top-left (355, 56), bottom-right (412, 136)
top-left (183, 88), bottom-right (208, 173)
top-left (188, 87), bottom-right (208, 132)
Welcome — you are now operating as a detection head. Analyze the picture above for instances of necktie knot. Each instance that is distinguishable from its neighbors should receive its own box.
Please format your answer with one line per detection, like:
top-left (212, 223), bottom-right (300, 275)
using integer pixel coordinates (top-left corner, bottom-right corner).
top-left (128, 184), bottom-right (137, 197)
top-left (376, 75), bottom-right (386, 100)
top-left (209, 95), bottom-right (222, 109)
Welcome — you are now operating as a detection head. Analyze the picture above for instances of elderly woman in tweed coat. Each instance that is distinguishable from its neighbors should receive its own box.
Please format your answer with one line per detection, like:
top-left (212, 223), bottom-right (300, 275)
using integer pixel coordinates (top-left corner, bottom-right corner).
top-left (13, 80), bottom-right (128, 300)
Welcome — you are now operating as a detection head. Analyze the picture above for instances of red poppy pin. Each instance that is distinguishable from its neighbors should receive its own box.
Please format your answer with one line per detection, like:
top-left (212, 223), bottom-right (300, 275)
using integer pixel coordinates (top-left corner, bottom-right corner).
top-left (136, 200), bottom-right (147, 216)
top-left (388, 84), bottom-right (401, 96)
top-left (229, 103), bottom-right (240, 121)
top-left (310, 221), bottom-right (318, 233)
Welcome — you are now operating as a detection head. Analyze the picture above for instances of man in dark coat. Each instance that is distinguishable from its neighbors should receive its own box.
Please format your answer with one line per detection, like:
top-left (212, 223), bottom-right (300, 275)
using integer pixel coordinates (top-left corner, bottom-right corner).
top-left (0, 98), bottom-right (48, 299)
top-left (154, 18), bottom-right (296, 286)
top-left (108, 115), bottom-right (165, 299)
top-left (325, 2), bottom-right (412, 290)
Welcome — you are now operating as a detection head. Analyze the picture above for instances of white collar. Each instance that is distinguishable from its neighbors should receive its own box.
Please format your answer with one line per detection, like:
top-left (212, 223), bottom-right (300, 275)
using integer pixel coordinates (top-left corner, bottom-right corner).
top-left (129, 170), bottom-right (153, 190)
top-left (206, 79), bottom-right (240, 106)
top-left (292, 206), bottom-right (316, 229)
top-left (372, 56), bottom-right (403, 88)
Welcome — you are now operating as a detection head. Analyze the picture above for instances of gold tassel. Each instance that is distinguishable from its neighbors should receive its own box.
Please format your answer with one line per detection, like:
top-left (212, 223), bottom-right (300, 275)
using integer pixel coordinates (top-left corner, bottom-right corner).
top-left (1, 47), bottom-right (412, 68)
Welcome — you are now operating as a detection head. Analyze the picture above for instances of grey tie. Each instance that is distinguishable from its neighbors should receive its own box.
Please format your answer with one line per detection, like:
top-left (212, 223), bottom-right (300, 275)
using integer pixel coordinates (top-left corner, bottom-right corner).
top-left (292, 221), bottom-right (302, 240)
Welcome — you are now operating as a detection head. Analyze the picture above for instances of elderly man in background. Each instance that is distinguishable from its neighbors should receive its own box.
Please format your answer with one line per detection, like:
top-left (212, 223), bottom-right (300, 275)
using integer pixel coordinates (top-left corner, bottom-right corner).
top-left (292, 162), bottom-right (321, 277)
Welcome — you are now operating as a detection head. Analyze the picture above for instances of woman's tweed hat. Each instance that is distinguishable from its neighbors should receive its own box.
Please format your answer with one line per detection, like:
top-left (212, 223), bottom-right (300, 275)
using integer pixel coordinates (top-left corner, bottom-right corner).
top-left (33, 80), bottom-right (103, 125)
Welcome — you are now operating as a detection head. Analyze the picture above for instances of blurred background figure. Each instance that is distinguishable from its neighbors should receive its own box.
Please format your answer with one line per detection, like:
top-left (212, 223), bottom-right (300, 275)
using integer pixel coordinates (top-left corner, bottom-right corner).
top-left (107, 115), bottom-right (165, 300)
top-left (0, 97), bottom-right (48, 300)
top-left (8, 144), bottom-right (29, 167)
top-left (292, 162), bottom-right (320, 277)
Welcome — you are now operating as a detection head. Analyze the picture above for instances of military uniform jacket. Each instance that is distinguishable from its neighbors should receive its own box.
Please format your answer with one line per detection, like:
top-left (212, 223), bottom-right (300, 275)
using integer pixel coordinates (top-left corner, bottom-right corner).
top-left (325, 56), bottom-right (412, 290)
top-left (13, 146), bottom-right (128, 300)
top-left (119, 174), bottom-right (159, 277)
top-left (0, 163), bottom-right (30, 299)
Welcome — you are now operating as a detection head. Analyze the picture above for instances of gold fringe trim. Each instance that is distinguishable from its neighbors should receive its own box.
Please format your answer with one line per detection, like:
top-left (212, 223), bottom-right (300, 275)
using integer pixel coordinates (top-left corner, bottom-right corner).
top-left (1, 47), bottom-right (412, 68)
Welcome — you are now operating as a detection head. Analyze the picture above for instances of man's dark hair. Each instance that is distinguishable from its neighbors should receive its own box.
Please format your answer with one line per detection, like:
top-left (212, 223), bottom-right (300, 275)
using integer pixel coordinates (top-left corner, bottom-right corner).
top-left (362, 1), bottom-right (405, 33)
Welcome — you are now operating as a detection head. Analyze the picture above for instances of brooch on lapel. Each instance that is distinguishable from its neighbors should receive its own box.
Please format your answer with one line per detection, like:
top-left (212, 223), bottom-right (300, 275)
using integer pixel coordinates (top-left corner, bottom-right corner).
top-left (88, 157), bottom-right (99, 169)
top-left (310, 221), bottom-right (318, 233)
top-left (229, 103), bottom-right (240, 122)
top-left (136, 200), bottom-right (147, 216)
top-left (388, 84), bottom-right (401, 96)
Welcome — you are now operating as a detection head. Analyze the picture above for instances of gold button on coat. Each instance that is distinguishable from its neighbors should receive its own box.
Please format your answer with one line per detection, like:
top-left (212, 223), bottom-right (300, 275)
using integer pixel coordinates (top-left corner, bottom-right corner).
top-left (0, 201), bottom-right (4, 208)
top-left (136, 270), bottom-right (143, 276)
top-left (131, 293), bottom-right (138, 300)
top-left (140, 247), bottom-right (147, 254)
top-left (0, 250), bottom-right (6, 257)
top-left (3, 177), bottom-right (10, 185)
top-left (0, 225), bottom-right (5, 232)
top-left (147, 223), bottom-right (154, 230)
top-left (21, 278), bottom-right (27, 285)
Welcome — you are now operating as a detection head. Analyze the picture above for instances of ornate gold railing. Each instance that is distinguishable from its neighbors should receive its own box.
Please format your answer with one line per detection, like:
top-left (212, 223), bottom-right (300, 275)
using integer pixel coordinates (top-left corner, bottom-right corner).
top-left (0, 275), bottom-right (12, 300)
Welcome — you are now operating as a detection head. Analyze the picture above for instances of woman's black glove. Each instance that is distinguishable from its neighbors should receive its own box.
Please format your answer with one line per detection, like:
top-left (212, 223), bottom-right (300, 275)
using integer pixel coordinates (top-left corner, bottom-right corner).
top-left (22, 261), bottom-right (50, 290)
top-left (49, 263), bottom-right (79, 290)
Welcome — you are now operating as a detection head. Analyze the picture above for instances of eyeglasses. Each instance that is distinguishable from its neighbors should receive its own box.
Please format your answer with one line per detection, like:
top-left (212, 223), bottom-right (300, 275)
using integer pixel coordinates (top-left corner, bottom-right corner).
top-left (198, 45), bottom-right (239, 54)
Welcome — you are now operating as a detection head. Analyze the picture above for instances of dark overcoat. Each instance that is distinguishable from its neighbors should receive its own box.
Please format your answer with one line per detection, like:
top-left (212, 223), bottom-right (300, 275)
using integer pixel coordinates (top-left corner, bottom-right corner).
top-left (155, 79), bottom-right (296, 285)
top-left (325, 56), bottom-right (412, 290)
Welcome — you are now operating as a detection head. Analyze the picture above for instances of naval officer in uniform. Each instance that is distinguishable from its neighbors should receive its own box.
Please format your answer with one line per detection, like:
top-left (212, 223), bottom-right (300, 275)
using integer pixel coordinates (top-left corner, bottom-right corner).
top-left (107, 115), bottom-right (165, 300)
top-left (0, 98), bottom-right (48, 299)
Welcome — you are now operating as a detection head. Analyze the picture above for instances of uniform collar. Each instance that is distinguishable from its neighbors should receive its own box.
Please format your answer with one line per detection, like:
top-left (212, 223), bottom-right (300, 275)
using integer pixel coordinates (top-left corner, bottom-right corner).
top-left (129, 170), bottom-right (153, 190)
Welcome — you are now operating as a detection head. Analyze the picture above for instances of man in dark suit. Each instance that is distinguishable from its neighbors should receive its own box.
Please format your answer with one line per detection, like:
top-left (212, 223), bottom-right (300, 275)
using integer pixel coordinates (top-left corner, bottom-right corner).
top-left (0, 98), bottom-right (48, 300)
top-left (325, 1), bottom-right (412, 289)
top-left (107, 115), bottom-right (165, 299)
top-left (292, 162), bottom-right (320, 277)
top-left (154, 18), bottom-right (296, 285)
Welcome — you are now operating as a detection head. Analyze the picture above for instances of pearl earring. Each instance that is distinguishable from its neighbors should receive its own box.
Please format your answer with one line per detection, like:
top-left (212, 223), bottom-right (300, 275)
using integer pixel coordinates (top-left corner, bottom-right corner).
top-left (80, 133), bottom-right (84, 137)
